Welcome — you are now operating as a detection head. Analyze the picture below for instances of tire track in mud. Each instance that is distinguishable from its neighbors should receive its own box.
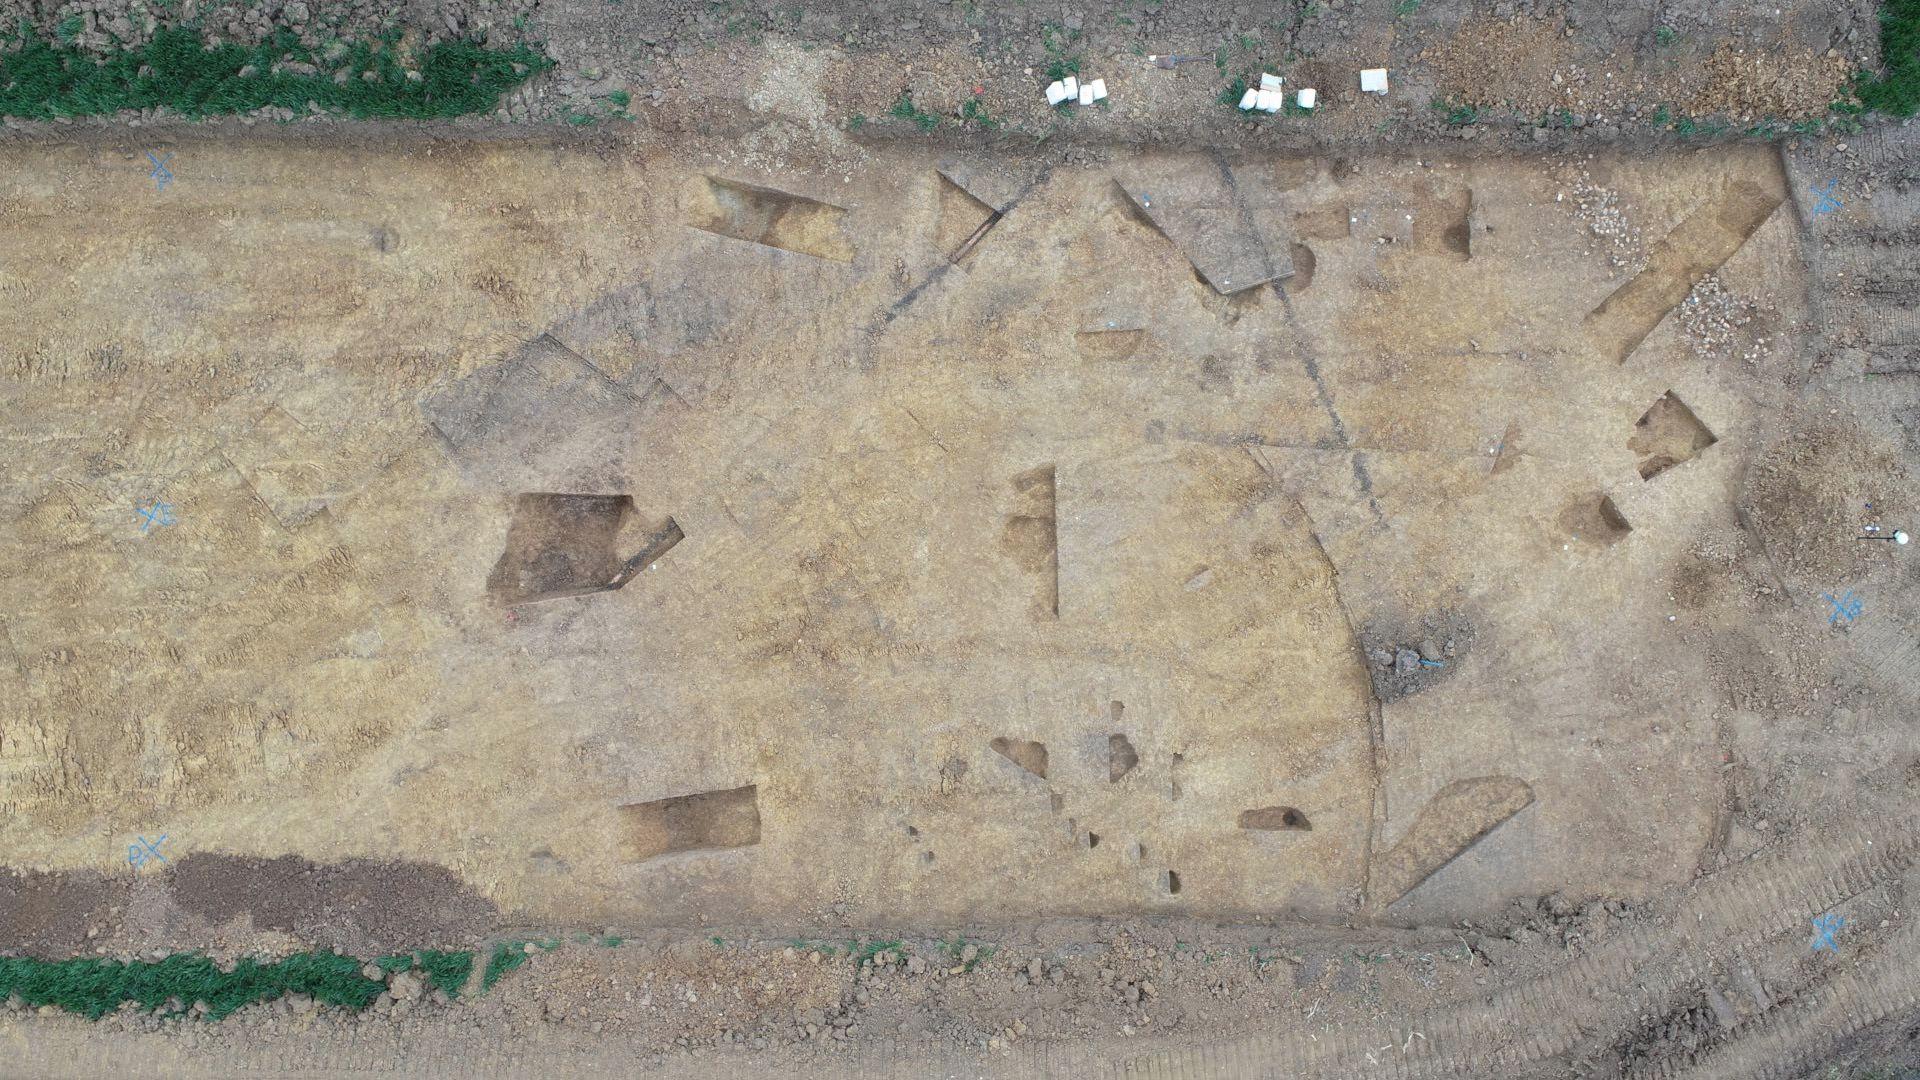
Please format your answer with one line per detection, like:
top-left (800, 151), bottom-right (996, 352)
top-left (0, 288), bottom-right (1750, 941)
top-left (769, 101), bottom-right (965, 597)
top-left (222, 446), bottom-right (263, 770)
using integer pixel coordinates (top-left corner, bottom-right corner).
top-left (1630, 920), bottom-right (1920, 1080)
top-left (1095, 812), bottom-right (1919, 1078)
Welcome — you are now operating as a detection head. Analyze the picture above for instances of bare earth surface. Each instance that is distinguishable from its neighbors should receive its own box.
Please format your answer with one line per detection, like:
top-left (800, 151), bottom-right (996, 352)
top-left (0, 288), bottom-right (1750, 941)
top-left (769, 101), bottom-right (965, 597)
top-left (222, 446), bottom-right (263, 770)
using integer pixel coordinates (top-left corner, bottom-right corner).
top-left (3, 2), bottom-right (1920, 1078)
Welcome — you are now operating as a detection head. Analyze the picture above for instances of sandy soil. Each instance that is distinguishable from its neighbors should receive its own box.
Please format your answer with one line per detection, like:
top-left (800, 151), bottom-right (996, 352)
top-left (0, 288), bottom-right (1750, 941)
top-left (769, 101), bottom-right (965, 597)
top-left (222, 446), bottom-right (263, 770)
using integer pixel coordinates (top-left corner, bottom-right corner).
top-left (4, 3), bottom-right (1920, 1078)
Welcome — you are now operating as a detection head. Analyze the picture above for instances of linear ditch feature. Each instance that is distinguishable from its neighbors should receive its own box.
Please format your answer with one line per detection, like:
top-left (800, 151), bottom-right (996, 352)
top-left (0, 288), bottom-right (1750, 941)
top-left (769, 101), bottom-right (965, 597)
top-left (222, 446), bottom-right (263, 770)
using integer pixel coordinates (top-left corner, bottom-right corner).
top-left (621, 785), bottom-right (763, 861)
top-left (691, 177), bottom-right (854, 262)
top-left (1585, 179), bottom-right (1783, 364)
top-left (936, 173), bottom-right (1004, 264)
top-left (1372, 775), bottom-right (1534, 906)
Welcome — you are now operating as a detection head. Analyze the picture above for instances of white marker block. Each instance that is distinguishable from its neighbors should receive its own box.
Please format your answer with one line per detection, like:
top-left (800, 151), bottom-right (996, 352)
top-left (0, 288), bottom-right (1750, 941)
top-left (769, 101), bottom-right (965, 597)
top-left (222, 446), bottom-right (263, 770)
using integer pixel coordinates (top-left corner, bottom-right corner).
top-left (1063, 76), bottom-right (1078, 100)
top-left (1255, 88), bottom-right (1283, 113)
top-left (1046, 80), bottom-right (1069, 105)
top-left (1297, 87), bottom-right (1317, 109)
top-left (1259, 72), bottom-right (1282, 91)
top-left (1238, 87), bottom-right (1259, 110)
top-left (1360, 68), bottom-right (1389, 94)
top-left (1089, 78), bottom-right (1107, 101)
top-left (1079, 83), bottom-right (1094, 105)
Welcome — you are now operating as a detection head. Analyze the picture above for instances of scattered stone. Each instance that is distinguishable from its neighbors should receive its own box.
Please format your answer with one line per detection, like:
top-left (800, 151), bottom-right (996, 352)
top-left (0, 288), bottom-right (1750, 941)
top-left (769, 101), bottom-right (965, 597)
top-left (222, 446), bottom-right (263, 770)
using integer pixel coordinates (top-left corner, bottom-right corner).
top-left (1678, 274), bottom-right (1772, 363)
top-left (1562, 171), bottom-right (1645, 272)
top-left (1393, 647), bottom-right (1420, 677)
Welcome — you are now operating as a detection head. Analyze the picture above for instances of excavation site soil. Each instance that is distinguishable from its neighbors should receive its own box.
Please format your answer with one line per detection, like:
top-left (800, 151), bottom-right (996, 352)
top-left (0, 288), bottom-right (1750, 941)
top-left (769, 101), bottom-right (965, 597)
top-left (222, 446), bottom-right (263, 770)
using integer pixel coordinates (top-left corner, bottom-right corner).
top-left (2, 3), bottom-right (1919, 1078)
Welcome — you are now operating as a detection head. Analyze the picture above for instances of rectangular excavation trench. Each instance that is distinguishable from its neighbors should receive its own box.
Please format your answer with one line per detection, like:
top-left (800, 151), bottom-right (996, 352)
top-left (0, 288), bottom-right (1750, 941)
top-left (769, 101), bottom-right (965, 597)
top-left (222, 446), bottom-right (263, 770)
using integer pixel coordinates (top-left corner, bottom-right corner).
top-left (690, 177), bottom-right (854, 262)
top-left (622, 786), bottom-right (762, 861)
top-left (1585, 177), bottom-right (1783, 363)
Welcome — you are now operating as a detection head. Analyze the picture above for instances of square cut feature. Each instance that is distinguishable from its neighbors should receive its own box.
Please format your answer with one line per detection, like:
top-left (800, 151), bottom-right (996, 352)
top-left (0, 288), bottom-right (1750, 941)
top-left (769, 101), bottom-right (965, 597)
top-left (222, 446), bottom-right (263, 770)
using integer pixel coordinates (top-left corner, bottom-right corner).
top-left (622, 785), bottom-right (762, 862)
top-left (1629, 391), bottom-right (1718, 480)
top-left (486, 494), bottom-right (683, 605)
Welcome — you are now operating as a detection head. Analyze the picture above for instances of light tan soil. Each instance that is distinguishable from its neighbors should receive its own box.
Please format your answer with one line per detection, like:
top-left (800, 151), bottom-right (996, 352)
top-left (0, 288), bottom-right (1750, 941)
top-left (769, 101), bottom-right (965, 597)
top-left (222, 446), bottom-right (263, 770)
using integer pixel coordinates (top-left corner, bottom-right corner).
top-left (4, 3), bottom-right (1920, 1077)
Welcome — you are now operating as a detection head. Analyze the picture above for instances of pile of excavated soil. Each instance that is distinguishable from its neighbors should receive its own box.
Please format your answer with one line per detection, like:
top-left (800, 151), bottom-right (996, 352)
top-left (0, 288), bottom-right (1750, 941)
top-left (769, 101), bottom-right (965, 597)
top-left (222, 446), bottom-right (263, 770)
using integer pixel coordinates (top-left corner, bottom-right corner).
top-left (0, 0), bottom-right (537, 54)
top-left (0, 0), bottom-right (1888, 143)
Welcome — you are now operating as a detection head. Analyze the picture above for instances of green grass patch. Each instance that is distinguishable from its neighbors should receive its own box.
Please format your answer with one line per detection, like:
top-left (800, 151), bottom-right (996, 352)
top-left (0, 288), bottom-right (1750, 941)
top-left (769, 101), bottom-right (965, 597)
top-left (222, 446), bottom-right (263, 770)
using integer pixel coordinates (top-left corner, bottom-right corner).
top-left (1041, 21), bottom-right (1083, 81)
top-left (888, 92), bottom-right (940, 130)
top-left (480, 942), bottom-right (530, 991)
top-left (478, 939), bottom-right (554, 991)
top-left (1673, 115), bottom-right (1729, 137)
top-left (1433, 99), bottom-right (1480, 125)
top-left (1654, 25), bottom-right (1679, 47)
top-left (1858, 0), bottom-right (1920, 116)
top-left (1393, 0), bottom-right (1422, 17)
top-left (937, 936), bottom-right (994, 972)
top-left (404, 950), bottom-right (475, 997)
top-left (374, 949), bottom-right (476, 996)
top-left (0, 26), bottom-right (550, 121)
top-left (851, 939), bottom-right (904, 966)
top-left (786, 938), bottom-right (850, 956)
top-left (959, 97), bottom-right (997, 128)
top-left (0, 952), bottom-right (387, 1020)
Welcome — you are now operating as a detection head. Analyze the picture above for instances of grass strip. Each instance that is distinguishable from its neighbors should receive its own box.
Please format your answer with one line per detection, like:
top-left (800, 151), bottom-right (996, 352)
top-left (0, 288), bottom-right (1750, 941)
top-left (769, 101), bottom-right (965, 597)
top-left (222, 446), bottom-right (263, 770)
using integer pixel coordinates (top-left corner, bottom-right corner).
top-left (0, 25), bottom-right (549, 120)
top-left (0, 952), bottom-right (384, 1020)
top-left (1860, 0), bottom-right (1920, 116)
top-left (0, 948), bottom-right (486, 1019)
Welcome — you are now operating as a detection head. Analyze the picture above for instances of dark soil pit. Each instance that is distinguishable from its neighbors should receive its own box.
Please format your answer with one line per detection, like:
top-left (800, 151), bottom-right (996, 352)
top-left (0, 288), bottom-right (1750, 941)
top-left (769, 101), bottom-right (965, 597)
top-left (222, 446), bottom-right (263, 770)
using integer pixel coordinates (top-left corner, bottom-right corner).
top-left (487, 494), bottom-right (680, 605)
top-left (1363, 614), bottom-right (1475, 703)
top-left (1630, 391), bottom-right (1719, 480)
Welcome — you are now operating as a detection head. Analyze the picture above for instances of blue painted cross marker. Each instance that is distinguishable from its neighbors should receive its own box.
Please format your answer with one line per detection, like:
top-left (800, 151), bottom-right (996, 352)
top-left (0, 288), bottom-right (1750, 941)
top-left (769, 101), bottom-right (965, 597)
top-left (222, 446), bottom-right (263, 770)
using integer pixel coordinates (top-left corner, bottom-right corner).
top-left (1820, 590), bottom-right (1863, 626)
top-left (147, 151), bottom-right (174, 193)
top-left (135, 501), bottom-right (176, 533)
top-left (1811, 912), bottom-right (1844, 952)
top-left (1810, 179), bottom-right (1841, 217)
top-left (128, 834), bottom-right (168, 870)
